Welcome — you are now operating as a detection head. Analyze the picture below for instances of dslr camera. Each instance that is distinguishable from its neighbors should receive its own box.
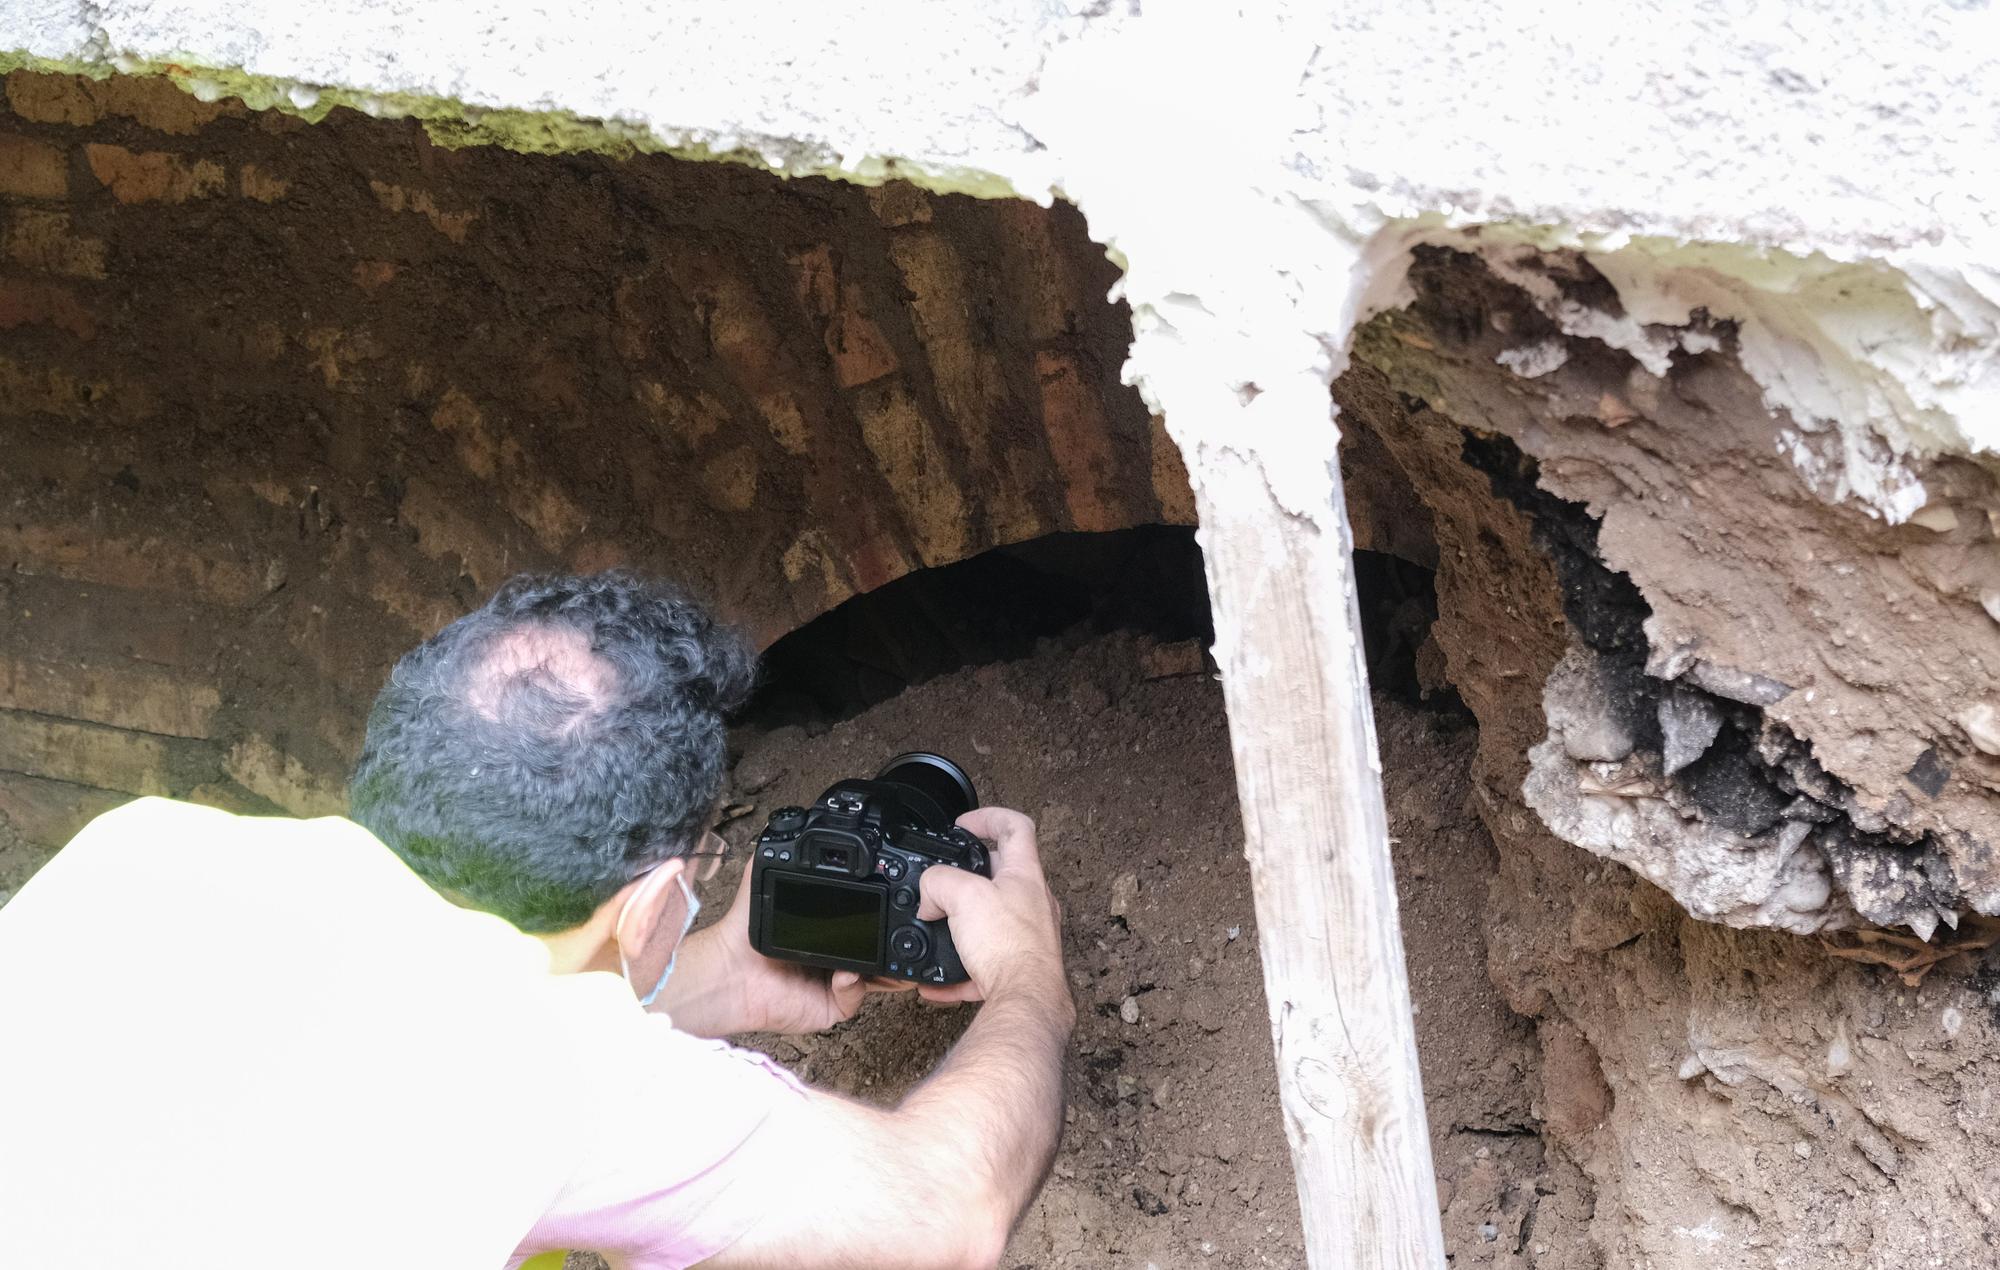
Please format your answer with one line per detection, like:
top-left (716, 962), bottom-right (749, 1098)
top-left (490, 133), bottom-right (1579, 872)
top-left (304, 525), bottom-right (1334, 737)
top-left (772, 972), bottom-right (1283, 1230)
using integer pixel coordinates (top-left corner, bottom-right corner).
top-left (749, 752), bottom-right (989, 985)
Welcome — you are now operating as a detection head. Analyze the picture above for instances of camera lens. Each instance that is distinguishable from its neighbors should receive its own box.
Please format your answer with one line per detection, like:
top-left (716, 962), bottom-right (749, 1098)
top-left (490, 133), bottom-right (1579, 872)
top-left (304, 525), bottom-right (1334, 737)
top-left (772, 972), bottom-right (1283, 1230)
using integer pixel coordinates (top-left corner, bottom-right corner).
top-left (876, 752), bottom-right (978, 830)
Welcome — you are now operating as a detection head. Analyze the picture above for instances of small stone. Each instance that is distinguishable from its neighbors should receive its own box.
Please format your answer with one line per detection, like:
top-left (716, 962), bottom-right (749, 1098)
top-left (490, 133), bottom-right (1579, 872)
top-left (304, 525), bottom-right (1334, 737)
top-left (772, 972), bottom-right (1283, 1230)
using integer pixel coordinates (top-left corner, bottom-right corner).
top-left (1138, 639), bottom-right (1206, 679)
top-left (1958, 703), bottom-right (2000, 756)
top-left (1200, 1241), bottom-right (1217, 1256)
top-left (1943, 1006), bottom-right (1965, 1038)
top-left (1226, 925), bottom-right (1241, 942)
top-left (1794, 1141), bottom-right (1812, 1160)
top-left (1658, 685), bottom-right (1724, 775)
top-left (1152, 1077), bottom-right (1173, 1108)
top-left (1110, 871), bottom-right (1140, 918)
top-left (1909, 504), bottom-right (1959, 533)
top-left (1120, 995), bottom-right (1141, 1025)
top-left (1116, 1073), bottom-right (1140, 1101)
top-left (1479, 1223), bottom-right (1499, 1242)
top-left (1981, 587), bottom-right (2000, 625)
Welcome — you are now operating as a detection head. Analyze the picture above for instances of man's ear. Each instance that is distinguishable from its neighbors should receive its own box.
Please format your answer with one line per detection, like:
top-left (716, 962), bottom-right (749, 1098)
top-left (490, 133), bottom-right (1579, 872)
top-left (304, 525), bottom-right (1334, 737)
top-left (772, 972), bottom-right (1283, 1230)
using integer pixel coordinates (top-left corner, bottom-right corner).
top-left (606, 856), bottom-right (690, 952)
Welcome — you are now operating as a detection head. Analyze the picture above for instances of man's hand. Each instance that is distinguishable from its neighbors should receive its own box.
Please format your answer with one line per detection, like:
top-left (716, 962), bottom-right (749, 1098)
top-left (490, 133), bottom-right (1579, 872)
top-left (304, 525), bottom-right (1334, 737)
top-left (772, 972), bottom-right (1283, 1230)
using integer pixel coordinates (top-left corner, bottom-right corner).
top-left (706, 806), bottom-right (1074, 1270)
top-left (658, 864), bottom-right (913, 1038)
top-left (915, 808), bottom-right (1069, 1010)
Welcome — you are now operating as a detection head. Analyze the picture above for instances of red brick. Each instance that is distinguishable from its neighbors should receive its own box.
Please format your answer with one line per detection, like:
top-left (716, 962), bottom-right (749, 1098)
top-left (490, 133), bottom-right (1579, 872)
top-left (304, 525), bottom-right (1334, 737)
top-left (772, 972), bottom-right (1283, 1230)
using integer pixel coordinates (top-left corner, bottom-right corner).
top-left (0, 276), bottom-right (93, 339)
top-left (368, 180), bottom-right (476, 242)
top-left (1035, 349), bottom-right (1123, 533)
top-left (0, 770), bottom-right (128, 851)
top-left (4, 73), bottom-right (100, 127)
top-left (998, 201), bottom-right (1084, 345)
top-left (85, 143), bottom-right (225, 205)
top-left (7, 73), bottom-right (228, 135)
top-left (789, 244), bottom-right (898, 388)
top-left (0, 134), bottom-right (67, 199)
top-left (0, 653), bottom-right (221, 738)
top-left (430, 386), bottom-right (498, 478)
top-left (0, 709), bottom-right (178, 796)
top-left (3, 575), bottom-right (225, 670)
top-left (238, 163), bottom-right (290, 202)
top-left (851, 380), bottom-right (968, 565)
top-left (186, 780), bottom-right (285, 817)
top-left (352, 259), bottom-right (399, 291)
top-left (0, 520), bottom-right (273, 607)
top-left (482, 434), bottom-right (586, 553)
top-left (397, 475), bottom-right (540, 592)
top-left (1150, 413), bottom-right (1198, 525)
top-left (223, 736), bottom-right (346, 817)
top-left (887, 227), bottom-right (1040, 542)
top-left (3, 208), bottom-right (107, 279)
top-left (866, 182), bottom-right (934, 228)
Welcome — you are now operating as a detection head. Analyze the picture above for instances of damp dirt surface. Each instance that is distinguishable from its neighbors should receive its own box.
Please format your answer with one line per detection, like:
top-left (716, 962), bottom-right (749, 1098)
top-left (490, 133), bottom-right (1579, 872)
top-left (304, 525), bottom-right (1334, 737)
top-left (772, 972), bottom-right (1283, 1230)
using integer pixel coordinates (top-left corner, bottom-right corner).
top-left (700, 630), bottom-right (1592, 1269)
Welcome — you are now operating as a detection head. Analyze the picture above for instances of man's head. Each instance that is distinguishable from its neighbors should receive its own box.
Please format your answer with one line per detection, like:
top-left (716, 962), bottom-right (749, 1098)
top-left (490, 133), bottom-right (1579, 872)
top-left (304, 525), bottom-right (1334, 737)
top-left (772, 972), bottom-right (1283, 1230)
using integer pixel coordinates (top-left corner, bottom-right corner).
top-left (349, 571), bottom-right (755, 933)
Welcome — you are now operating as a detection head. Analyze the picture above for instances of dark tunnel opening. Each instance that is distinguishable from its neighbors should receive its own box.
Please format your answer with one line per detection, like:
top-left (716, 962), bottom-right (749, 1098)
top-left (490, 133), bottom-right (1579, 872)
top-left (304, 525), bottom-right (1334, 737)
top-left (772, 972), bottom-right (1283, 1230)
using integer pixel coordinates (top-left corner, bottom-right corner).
top-left (739, 526), bottom-right (1466, 732)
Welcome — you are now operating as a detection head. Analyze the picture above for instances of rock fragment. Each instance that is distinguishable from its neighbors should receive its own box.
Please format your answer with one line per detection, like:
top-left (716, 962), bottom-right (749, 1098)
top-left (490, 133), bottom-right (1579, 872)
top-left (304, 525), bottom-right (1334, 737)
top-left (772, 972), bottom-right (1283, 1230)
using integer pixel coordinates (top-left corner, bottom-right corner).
top-left (1110, 870), bottom-right (1140, 918)
top-left (1958, 703), bottom-right (2000, 756)
top-left (1658, 685), bottom-right (1723, 775)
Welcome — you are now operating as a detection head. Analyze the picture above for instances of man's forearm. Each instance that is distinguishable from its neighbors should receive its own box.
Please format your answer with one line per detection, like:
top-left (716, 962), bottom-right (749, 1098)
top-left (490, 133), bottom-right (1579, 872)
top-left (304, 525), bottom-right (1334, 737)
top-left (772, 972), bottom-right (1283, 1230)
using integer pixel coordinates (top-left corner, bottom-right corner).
top-left (898, 981), bottom-right (1075, 1243)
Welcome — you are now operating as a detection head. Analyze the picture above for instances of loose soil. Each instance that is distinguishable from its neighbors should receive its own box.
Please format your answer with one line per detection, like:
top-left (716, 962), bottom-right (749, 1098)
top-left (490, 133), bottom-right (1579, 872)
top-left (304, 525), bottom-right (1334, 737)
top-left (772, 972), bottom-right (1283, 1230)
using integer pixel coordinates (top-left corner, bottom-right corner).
top-left (703, 630), bottom-right (1590, 1268)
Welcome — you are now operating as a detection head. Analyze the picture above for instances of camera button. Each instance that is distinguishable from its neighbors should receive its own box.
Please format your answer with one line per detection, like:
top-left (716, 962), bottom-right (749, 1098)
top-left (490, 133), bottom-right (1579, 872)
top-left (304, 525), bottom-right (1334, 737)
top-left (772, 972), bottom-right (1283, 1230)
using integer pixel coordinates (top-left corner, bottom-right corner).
top-left (892, 886), bottom-right (916, 910)
top-left (880, 857), bottom-right (908, 882)
top-left (760, 847), bottom-right (775, 859)
top-left (777, 849), bottom-right (792, 862)
top-left (890, 926), bottom-right (928, 963)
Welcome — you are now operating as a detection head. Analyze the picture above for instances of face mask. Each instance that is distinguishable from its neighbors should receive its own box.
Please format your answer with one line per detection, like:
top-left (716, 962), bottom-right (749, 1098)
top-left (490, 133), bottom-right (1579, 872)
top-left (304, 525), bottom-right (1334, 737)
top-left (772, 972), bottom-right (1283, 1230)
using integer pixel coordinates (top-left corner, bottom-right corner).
top-left (617, 869), bottom-right (700, 1009)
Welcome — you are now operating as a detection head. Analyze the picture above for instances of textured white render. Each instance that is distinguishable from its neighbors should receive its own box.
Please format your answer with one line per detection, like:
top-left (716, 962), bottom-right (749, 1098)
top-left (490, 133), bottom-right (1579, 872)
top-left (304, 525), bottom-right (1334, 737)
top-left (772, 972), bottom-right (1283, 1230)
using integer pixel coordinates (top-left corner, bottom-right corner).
top-left (7, 0), bottom-right (1999, 516)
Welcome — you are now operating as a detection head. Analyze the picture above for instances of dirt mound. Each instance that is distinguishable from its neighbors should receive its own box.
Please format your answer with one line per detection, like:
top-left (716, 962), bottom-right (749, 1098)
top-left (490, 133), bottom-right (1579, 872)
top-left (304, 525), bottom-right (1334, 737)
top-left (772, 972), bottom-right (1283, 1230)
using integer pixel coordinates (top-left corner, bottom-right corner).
top-left (714, 631), bottom-right (1590, 1267)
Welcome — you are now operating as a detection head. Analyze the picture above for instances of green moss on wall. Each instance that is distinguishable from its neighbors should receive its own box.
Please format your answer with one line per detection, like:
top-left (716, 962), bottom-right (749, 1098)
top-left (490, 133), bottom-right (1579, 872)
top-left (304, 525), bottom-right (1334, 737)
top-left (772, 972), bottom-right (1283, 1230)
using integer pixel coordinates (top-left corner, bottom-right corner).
top-left (0, 48), bottom-right (1026, 199)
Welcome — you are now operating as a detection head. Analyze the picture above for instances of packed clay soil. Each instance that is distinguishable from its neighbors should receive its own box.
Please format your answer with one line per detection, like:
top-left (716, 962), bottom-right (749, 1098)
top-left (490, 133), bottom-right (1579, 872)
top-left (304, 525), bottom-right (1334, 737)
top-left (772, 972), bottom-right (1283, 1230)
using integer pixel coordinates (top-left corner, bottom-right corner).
top-left (681, 630), bottom-right (1592, 1268)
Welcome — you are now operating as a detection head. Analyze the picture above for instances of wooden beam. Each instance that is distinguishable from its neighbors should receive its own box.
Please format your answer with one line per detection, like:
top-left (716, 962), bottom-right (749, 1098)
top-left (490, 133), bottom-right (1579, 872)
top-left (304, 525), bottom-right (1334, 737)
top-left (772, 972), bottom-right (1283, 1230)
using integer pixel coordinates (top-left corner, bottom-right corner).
top-left (1187, 419), bottom-right (1447, 1269)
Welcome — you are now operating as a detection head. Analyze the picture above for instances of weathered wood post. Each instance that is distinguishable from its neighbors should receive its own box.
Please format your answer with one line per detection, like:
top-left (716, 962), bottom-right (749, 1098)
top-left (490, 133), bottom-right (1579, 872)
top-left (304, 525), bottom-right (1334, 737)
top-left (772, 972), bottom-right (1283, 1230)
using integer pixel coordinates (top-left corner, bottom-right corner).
top-left (1134, 241), bottom-right (1448, 1268)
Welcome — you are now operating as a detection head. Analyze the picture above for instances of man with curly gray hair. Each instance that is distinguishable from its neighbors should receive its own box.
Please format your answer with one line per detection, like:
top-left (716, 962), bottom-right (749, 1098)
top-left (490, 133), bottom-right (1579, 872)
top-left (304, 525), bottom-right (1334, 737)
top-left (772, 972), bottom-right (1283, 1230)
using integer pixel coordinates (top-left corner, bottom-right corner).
top-left (0, 571), bottom-right (1073, 1270)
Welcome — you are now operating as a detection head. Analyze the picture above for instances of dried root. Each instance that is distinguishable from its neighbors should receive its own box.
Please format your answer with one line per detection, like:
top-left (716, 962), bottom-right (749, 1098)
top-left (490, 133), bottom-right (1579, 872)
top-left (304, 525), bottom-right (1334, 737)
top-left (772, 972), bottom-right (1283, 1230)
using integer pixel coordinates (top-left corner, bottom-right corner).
top-left (1819, 915), bottom-right (2000, 987)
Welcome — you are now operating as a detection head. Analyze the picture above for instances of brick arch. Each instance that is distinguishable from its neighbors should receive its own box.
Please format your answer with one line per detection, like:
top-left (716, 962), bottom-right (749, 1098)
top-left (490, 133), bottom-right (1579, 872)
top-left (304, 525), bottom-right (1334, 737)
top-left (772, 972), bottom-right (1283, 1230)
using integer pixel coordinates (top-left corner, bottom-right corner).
top-left (0, 70), bottom-right (1192, 854)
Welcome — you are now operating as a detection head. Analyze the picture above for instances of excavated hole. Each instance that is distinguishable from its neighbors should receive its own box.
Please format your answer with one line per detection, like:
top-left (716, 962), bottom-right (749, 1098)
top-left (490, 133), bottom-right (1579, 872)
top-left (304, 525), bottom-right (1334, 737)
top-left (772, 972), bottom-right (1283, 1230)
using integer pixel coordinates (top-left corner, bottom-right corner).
top-left (714, 529), bottom-right (1579, 1266)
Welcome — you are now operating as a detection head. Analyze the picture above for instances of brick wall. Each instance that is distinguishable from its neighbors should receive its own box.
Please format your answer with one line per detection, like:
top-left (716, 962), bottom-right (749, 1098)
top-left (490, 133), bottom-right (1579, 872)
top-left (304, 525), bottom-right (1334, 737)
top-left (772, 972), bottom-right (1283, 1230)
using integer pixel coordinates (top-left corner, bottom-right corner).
top-left (0, 69), bottom-right (1196, 878)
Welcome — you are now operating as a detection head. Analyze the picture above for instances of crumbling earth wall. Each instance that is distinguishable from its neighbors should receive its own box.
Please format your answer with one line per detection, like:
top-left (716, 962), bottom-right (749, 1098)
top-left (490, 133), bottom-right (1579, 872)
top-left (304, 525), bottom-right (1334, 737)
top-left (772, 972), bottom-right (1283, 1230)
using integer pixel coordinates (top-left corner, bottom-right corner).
top-left (1332, 251), bottom-right (2000, 1266)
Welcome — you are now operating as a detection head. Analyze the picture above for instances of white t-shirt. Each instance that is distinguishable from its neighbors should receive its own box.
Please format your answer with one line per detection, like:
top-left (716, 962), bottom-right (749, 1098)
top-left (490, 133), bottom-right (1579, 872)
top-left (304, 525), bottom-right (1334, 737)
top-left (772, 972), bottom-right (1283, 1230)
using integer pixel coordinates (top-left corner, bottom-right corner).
top-left (0, 798), bottom-right (803, 1270)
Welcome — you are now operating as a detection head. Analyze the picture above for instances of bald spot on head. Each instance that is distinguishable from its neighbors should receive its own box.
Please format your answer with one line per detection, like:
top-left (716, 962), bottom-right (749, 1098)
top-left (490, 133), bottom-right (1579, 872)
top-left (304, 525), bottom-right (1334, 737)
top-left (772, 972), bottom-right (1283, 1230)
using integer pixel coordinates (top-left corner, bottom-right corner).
top-left (462, 623), bottom-right (618, 731)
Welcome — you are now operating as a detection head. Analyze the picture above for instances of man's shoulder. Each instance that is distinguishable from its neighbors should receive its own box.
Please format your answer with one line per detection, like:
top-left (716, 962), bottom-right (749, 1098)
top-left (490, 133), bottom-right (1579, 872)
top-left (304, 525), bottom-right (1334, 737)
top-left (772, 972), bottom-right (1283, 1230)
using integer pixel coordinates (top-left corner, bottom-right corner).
top-left (72, 794), bottom-right (373, 850)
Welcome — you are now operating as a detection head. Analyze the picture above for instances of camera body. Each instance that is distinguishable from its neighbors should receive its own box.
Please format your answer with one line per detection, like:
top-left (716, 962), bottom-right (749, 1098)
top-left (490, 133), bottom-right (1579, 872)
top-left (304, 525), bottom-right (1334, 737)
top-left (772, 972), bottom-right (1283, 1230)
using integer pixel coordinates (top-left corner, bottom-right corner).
top-left (748, 754), bottom-right (989, 985)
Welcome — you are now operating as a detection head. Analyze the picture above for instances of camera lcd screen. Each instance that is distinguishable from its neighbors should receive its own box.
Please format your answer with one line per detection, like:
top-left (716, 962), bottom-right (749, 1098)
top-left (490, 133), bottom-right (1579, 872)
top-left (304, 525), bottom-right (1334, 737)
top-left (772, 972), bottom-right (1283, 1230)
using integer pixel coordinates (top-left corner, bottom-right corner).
top-left (768, 875), bottom-right (884, 964)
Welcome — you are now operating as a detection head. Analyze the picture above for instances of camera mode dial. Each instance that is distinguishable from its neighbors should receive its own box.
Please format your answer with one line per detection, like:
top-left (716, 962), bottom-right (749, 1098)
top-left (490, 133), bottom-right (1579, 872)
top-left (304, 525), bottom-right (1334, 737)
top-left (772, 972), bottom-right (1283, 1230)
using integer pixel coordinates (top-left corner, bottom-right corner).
top-left (765, 807), bottom-right (808, 837)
